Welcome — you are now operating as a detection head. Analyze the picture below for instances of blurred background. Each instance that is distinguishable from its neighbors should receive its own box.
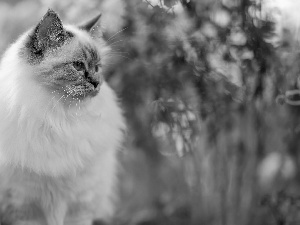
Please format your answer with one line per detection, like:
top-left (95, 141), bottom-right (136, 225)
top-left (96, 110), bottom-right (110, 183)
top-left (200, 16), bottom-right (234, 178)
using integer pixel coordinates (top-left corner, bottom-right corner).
top-left (2, 0), bottom-right (300, 224)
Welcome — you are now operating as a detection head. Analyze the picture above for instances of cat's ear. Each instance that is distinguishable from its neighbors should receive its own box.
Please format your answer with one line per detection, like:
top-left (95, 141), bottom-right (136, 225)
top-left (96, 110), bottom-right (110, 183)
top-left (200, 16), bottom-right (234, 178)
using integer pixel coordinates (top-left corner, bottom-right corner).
top-left (79, 13), bottom-right (102, 38)
top-left (32, 9), bottom-right (67, 53)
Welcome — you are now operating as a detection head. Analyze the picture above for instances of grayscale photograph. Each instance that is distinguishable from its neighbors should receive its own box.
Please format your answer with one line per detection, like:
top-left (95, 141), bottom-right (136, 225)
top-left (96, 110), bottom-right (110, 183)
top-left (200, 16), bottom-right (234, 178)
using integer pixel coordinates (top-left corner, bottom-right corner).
top-left (0, 0), bottom-right (299, 225)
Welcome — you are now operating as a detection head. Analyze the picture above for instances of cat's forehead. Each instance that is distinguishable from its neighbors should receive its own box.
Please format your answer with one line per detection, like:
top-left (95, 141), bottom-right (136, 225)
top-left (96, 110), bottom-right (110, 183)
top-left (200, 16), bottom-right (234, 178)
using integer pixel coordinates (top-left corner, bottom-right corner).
top-left (46, 25), bottom-right (101, 61)
top-left (78, 42), bottom-right (100, 62)
top-left (65, 25), bottom-right (93, 43)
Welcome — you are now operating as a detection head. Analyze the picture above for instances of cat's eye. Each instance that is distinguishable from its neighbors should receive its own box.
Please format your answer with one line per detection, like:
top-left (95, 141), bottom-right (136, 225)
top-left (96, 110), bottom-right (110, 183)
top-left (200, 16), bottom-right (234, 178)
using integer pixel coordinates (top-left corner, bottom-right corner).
top-left (95, 65), bottom-right (100, 73)
top-left (72, 61), bottom-right (86, 71)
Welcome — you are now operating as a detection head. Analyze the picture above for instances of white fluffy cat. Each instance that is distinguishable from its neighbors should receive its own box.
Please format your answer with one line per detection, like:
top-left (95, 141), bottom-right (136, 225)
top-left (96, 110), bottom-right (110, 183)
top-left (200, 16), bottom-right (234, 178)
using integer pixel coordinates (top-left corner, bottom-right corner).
top-left (0, 9), bottom-right (125, 225)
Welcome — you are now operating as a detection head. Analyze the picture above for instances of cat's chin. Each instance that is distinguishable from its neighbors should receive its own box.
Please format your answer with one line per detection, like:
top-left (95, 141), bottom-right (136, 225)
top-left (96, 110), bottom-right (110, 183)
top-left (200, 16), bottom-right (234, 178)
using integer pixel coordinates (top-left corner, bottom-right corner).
top-left (48, 83), bottom-right (101, 107)
top-left (63, 83), bottom-right (101, 99)
top-left (77, 86), bottom-right (100, 99)
top-left (87, 87), bottom-right (100, 98)
top-left (59, 88), bottom-right (100, 108)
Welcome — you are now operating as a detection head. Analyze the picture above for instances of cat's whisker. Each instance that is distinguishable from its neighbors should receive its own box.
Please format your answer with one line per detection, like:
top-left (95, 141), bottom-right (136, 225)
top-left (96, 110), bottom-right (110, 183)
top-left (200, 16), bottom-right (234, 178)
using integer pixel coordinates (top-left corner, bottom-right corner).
top-left (63, 92), bottom-right (72, 106)
top-left (78, 99), bottom-right (81, 116)
top-left (75, 100), bottom-right (81, 121)
top-left (108, 51), bottom-right (130, 55)
top-left (107, 40), bottom-right (124, 47)
top-left (109, 47), bottom-right (127, 51)
top-left (51, 94), bottom-right (65, 112)
top-left (100, 62), bottom-right (117, 66)
top-left (106, 54), bottom-right (132, 60)
top-left (43, 95), bottom-right (57, 118)
top-left (103, 50), bottom-right (129, 56)
top-left (107, 27), bottom-right (128, 42)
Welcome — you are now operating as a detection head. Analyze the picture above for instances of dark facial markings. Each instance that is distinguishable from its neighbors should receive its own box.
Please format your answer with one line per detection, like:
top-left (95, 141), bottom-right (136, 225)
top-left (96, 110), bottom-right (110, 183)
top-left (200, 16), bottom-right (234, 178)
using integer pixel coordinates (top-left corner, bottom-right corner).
top-left (73, 61), bottom-right (86, 71)
top-left (80, 43), bottom-right (101, 67)
top-left (22, 10), bottom-right (75, 64)
top-left (61, 44), bottom-right (102, 90)
top-left (18, 9), bottom-right (105, 102)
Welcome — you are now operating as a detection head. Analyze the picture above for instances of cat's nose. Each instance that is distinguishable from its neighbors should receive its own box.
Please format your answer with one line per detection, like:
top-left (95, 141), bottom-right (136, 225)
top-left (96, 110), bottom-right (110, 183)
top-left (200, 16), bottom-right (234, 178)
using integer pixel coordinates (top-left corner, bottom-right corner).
top-left (84, 71), bottom-right (99, 88)
top-left (89, 79), bottom-right (99, 88)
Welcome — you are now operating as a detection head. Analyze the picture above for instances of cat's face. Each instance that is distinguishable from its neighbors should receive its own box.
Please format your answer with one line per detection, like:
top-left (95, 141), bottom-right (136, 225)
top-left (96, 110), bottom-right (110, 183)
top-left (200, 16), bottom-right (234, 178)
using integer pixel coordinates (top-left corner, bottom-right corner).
top-left (21, 9), bottom-right (108, 104)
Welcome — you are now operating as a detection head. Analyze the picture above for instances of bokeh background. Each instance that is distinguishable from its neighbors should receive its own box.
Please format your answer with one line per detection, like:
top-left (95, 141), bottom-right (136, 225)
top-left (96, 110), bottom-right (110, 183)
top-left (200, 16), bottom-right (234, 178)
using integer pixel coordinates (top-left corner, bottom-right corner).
top-left (2, 0), bottom-right (300, 224)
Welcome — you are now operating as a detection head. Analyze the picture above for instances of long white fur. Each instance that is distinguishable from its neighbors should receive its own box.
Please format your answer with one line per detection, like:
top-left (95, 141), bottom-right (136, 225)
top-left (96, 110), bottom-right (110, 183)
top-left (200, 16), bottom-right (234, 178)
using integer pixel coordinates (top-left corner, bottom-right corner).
top-left (0, 25), bottom-right (125, 224)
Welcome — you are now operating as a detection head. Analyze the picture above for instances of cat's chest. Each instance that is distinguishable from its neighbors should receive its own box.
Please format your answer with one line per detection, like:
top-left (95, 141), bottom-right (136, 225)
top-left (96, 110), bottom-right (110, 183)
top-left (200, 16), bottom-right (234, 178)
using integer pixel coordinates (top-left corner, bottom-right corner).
top-left (56, 113), bottom-right (112, 150)
top-left (0, 112), bottom-right (114, 176)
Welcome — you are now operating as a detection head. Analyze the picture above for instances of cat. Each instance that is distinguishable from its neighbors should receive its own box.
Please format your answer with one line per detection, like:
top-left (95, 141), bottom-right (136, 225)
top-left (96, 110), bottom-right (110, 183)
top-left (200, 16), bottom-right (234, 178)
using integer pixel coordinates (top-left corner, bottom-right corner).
top-left (0, 9), bottom-right (125, 225)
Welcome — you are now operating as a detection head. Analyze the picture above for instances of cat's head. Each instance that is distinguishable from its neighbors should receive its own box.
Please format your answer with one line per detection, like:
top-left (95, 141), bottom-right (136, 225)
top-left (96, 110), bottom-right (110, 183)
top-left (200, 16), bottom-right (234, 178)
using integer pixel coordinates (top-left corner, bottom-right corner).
top-left (20, 9), bottom-right (109, 104)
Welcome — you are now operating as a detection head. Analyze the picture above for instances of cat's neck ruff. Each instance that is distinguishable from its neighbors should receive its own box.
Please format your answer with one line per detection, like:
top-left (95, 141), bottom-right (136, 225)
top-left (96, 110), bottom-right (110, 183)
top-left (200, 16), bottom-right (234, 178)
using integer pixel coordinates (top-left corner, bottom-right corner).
top-left (0, 30), bottom-right (125, 177)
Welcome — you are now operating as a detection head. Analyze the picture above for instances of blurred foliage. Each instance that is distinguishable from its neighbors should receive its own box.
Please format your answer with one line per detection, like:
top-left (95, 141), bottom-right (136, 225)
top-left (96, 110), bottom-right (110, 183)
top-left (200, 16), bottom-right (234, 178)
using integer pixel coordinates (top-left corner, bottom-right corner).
top-left (2, 0), bottom-right (300, 224)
